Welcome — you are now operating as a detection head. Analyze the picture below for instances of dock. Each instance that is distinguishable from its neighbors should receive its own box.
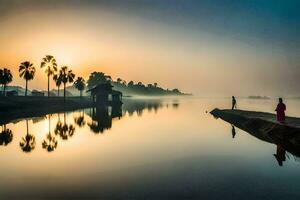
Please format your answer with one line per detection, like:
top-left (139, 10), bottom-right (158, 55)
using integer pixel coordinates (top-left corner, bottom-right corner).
top-left (210, 108), bottom-right (300, 161)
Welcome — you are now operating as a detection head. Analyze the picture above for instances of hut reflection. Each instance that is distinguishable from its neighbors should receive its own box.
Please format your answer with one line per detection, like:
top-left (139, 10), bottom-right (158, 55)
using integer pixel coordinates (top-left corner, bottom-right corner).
top-left (88, 105), bottom-right (122, 134)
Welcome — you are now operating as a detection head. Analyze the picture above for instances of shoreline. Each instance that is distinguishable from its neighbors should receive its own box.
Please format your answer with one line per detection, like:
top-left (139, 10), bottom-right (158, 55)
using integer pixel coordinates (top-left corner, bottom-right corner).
top-left (0, 95), bottom-right (182, 125)
top-left (0, 96), bottom-right (94, 125)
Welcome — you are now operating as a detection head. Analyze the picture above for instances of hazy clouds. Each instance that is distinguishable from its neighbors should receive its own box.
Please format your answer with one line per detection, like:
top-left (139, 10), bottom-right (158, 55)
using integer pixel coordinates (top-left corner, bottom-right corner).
top-left (0, 0), bottom-right (299, 96)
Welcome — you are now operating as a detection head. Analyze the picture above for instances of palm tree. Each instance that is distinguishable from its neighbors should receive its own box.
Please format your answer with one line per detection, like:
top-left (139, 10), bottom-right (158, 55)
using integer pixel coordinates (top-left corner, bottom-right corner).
top-left (58, 66), bottom-right (75, 102)
top-left (20, 120), bottom-right (36, 153)
top-left (41, 55), bottom-right (58, 97)
top-left (73, 77), bottom-right (85, 98)
top-left (53, 73), bottom-right (63, 96)
top-left (0, 68), bottom-right (13, 96)
top-left (19, 61), bottom-right (35, 96)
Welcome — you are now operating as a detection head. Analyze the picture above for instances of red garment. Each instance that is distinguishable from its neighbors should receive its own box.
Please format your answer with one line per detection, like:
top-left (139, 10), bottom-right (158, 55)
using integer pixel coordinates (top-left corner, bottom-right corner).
top-left (275, 103), bottom-right (286, 122)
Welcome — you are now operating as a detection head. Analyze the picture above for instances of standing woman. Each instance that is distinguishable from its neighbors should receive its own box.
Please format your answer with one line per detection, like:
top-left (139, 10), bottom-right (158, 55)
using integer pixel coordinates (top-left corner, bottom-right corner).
top-left (275, 98), bottom-right (286, 123)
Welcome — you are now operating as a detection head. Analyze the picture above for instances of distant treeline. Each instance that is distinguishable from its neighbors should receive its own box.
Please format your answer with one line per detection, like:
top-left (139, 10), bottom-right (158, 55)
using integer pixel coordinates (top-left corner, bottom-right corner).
top-left (248, 95), bottom-right (270, 100)
top-left (85, 72), bottom-right (188, 96)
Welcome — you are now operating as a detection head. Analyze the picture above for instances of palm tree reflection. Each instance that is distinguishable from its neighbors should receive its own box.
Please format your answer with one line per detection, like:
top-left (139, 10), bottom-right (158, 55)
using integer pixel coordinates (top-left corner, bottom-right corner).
top-left (42, 115), bottom-right (58, 152)
top-left (74, 110), bottom-right (86, 127)
top-left (0, 124), bottom-right (13, 146)
top-left (42, 133), bottom-right (58, 152)
top-left (20, 120), bottom-right (36, 153)
top-left (55, 113), bottom-right (75, 140)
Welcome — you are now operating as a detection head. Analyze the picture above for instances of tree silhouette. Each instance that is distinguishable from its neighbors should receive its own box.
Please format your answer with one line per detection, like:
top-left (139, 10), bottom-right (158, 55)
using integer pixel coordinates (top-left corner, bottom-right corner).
top-left (53, 72), bottom-right (63, 96)
top-left (116, 78), bottom-right (122, 84)
top-left (128, 81), bottom-right (134, 88)
top-left (87, 72), bottom-right (111, 89)
top-left (41, 55), bottom-right (57, 97)
top-left (42, 115), bottom-right (58, 152)
top-left (73, 77), bottom-right (85, 98)
top-left (20, 120), bottom-right (36, 153)
top-left (87, 71), bottom-right (183, 96)
top-left (0, 68), bottom-right (13, 96)
top-left (19, 61), bottom-right (35, 96)
top-left (0, 125), bottom-right (13, 146)
top-left (58, 66), bottom-right (75, 102)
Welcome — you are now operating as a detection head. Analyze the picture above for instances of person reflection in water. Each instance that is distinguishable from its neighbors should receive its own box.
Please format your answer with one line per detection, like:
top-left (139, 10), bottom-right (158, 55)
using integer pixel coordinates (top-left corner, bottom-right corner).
top-left (232, 96), bottom-right (237, 110)
top-left (231, 125), bottom-right (236, 138)
top-left (274, 145), bottom-right (286, 166)
top-left (275, 98), bottom-right (286, 123)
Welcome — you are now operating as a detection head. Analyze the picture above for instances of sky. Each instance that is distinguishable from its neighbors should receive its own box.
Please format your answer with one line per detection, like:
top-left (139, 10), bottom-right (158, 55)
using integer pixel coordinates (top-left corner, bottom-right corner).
top-left (0, 0), bottom-right (299, 96)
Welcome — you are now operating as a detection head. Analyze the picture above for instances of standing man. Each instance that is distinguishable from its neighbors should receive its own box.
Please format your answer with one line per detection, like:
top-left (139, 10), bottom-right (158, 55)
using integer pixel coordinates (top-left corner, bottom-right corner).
top-left (232, 96), bottom-right (237, 110)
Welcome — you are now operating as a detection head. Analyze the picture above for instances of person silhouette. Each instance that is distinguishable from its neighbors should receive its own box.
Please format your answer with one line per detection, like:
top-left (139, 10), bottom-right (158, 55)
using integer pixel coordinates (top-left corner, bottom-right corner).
top-left (232, 96), bottom-right (237, 110)
top-left (275, 98), bottom-right (286, 123)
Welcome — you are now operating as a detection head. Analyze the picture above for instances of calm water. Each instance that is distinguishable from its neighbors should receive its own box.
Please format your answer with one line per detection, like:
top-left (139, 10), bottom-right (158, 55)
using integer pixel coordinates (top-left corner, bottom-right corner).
top-left (1, 97), bottom-right (300, 200)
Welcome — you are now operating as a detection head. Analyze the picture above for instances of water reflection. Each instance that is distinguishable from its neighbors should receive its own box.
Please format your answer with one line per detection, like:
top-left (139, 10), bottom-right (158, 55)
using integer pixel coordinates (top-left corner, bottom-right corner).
top-left (42, 115), bottom-right (58, 152)
top-left (86, 99), bottom-right (168, 134)
top-left (274, 145), bottom-right (286, 166)
top-left (87, 106), bottom-right (122, 134)
top-left (19, 120), bottom-right (36, 153)
top-left (231, 125), bottom-right (236, 138)
top-left (54, 113), bottom-right (76, 140)
top-left (1, 98), bottom-right (179, 153)
top-left (213, 113), bottom-right (300, 167)
top-left (0, 124), bottom-right (13, 146)
top-left (122, 99), bottom-right (165, 116)
top-left (74, 110), bottom-right (86, 127)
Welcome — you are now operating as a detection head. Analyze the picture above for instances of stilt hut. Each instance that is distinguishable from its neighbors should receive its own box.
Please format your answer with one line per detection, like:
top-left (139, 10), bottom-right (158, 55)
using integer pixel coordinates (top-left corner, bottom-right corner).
top-left (87, 83), bottom-right (122, 106)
